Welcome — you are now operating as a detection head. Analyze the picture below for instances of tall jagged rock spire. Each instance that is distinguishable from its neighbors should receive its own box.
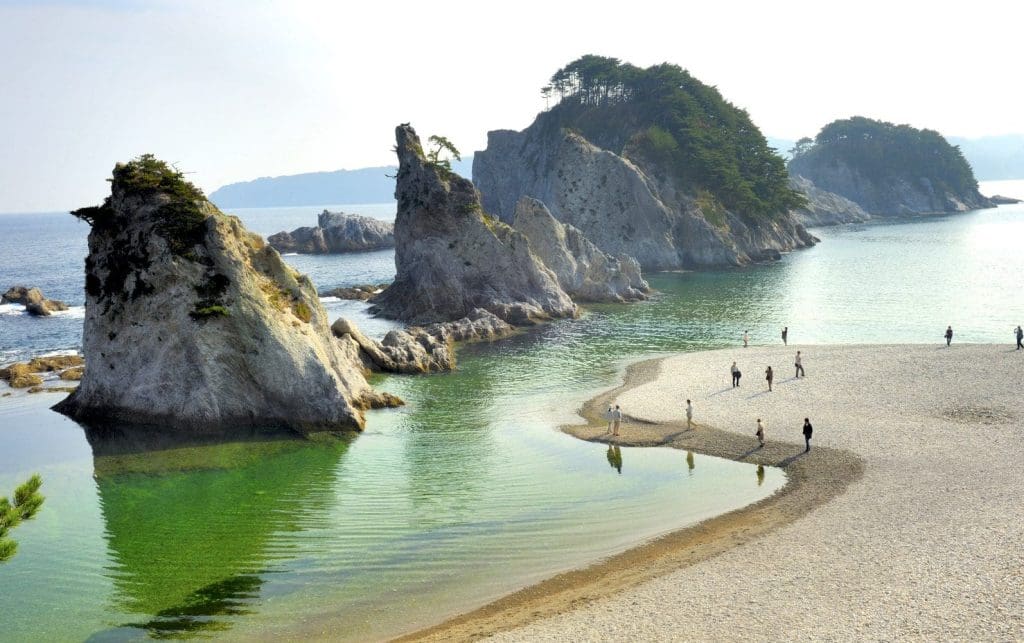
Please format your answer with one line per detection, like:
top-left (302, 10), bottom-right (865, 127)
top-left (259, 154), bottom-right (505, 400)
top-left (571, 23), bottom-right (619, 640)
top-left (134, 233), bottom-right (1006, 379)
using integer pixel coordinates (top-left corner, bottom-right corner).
top-left (370, 124), bottom-right (576, 325)
top-left (56, 155), bottom-right (399, 432)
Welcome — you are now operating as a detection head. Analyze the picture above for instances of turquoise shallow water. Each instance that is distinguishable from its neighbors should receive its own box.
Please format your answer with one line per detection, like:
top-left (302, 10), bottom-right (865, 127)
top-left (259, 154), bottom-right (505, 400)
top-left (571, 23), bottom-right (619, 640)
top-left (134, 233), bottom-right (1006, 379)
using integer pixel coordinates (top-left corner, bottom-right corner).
top-left (1, 182), bottom-right (1023, 640)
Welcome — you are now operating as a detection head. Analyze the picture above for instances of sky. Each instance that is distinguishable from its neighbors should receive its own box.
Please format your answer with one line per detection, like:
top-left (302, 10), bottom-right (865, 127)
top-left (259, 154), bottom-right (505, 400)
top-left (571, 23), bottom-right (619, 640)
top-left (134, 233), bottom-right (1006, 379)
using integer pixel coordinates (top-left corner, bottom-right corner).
top-left (1, 0), bottom-right (1022, 212)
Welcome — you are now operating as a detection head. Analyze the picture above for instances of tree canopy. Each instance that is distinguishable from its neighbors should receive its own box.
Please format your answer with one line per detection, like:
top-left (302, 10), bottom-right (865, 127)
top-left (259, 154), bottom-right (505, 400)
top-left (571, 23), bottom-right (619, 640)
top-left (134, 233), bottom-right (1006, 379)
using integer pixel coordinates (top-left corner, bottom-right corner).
top-left (789, 116), bottom-right (979, 195)
top-left (542, 55), bottom-right (805, 219)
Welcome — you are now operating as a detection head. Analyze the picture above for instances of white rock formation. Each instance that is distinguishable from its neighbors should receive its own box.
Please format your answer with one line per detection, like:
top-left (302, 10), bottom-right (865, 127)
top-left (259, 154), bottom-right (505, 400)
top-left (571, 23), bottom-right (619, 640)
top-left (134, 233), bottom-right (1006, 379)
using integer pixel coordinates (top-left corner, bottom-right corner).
top-left (512, 196), bottom-right (648, 302)
top-left (55, 156), bottom-right (399, 432)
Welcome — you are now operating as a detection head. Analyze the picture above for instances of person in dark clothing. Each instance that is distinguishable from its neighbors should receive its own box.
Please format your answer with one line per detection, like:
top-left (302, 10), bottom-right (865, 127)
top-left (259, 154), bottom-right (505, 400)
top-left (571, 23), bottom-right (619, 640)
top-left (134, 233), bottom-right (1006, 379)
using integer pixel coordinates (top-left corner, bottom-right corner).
top-left (1015, 325), bottom-right (1023, 350)
top-left (782, 326), bottom-right (788, 345)
top-left (731, 361), bottom-right (741, 387)
top-left (802, 418), bottom-right (813, 452)
top-left (945, 325), bottom-right (953, 347)
top-left (765, 365), bottom-right (774, 392)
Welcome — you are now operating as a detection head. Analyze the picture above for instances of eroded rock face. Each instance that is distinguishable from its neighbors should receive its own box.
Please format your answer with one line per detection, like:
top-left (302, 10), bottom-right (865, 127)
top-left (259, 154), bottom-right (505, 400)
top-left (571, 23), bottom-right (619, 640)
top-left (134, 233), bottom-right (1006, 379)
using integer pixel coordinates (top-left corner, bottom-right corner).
top-left (55, 156), bottom-right (399, 432)
top-left (789, 158), bottom-right (992, 215)
top-left (473, 124), bottom-right (815, 270)
top-left (789, 176), bottom-right (872, 227)
top-left (267, 211), bottom-right (394, 254)
top-left (331, 318), bottom-right (453, 375)
top-left (370, 124), bottom-right (576, 325)
top-left (2, 286), bottom-right (68, 316)
top-left (512, 197), bottom-right (647, 302)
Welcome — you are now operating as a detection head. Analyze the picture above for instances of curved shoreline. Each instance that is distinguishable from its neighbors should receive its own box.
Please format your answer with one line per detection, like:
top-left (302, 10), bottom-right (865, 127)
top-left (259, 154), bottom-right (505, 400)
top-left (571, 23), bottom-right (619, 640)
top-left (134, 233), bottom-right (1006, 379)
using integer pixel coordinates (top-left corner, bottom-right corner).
top-left (398, 355), bottom-right (866, 642)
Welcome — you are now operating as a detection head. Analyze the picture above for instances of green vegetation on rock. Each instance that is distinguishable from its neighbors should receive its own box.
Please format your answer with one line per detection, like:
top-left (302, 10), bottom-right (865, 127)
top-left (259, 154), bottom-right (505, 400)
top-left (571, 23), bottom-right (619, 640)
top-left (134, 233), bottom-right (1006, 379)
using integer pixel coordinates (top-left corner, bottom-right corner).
top-left (0, 475), bottom-right (44, 563)
top-left (789, 117), bottom-right (979, 195)
top-left (542, 55), bottom-right (805, 219)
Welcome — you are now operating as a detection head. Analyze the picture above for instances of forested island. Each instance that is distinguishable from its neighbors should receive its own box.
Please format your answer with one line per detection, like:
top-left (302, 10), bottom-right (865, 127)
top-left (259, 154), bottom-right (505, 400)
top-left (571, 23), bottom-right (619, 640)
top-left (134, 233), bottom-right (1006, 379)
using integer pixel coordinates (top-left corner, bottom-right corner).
top-left (473, 55), bottom-right (815, 270)
top-left (788, 117), bottom-right (992, 215)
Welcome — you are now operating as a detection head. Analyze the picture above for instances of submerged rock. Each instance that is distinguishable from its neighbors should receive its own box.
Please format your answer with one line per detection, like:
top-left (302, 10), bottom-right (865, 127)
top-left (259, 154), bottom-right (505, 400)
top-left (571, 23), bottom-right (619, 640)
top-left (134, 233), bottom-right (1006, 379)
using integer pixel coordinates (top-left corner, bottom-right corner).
top-left (989, 194), bottom-right (1022, 205)
top-left (474, 125), bottom-right (815, 271)
top-left (370, 124), bottom-right (576, 325)
top-left (2, 285), bottom-right (68, 316)
top-left (512, 196), bottom-right (648, 302)
top-left (321, 283), bottom-right (389, 301)
top-left (1, 355), bottom-right (84, 388)
top-left (55, 155), bottom-right (400, 432)
top-left (267, 210), bottom-right (394, 254)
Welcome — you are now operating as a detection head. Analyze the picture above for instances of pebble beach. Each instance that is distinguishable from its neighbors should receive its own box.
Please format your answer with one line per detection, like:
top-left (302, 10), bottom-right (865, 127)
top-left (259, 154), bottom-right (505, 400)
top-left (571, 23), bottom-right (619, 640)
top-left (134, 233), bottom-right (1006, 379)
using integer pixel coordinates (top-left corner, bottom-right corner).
top-left (409, 343), bottom-right (1024, 641)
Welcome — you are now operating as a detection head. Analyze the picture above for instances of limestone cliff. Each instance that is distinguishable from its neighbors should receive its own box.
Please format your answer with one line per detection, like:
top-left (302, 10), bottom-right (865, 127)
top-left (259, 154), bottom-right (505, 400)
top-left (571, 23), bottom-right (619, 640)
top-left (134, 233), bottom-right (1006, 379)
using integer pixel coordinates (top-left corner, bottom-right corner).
top-left (789, 176), bottom-right (871, 227)
top-left (473, 123), bottom-right (816, 271)
top-left (512, 197), bottom-right (647, 302)
top-left (788, 117), bottom-right (993, 216)
top-left (55, 155), bottom-right (399, 432)
top-left (267, 210), bottom-right (394, 254)
top-left (369, 125), bottom-right (576, 325)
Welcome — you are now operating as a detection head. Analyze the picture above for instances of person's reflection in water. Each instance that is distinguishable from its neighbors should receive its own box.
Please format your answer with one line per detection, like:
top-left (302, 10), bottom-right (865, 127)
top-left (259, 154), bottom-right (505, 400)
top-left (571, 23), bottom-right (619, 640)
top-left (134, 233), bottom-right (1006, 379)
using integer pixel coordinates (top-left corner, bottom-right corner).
top-left (756, 464), bottom-right (765, 486)
top-left (686, 451), bottom-right (695, 475)
top-left (606, 444), bottom-right (623, 474)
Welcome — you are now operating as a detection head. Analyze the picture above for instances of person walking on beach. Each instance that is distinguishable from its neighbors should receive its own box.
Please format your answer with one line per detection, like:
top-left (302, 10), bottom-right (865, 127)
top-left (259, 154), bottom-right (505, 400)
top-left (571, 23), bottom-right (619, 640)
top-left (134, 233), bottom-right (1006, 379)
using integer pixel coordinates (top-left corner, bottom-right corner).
top-left (1015, 325), bottom-right (1023, 350)
top-left (612, 405), bottom-right (623, 437)
top-left (743, 330), bottom-right (749, 348)
top-left (945, 325), bottom-right (953, 347)
top-left (795, 350), bottom-right (805, 378)
top-left (756, 418), bottom-right (765, 447)
top-left (686, 399), bottom-right (694, 429)
top-left (731, 361), bottom-right (741, 387)
top-left (802, 417), bottom-right (813, 452)
top-left (765, 365), bottom-right (774, 392)
top-left (782, 326), bottom-right (788, 345)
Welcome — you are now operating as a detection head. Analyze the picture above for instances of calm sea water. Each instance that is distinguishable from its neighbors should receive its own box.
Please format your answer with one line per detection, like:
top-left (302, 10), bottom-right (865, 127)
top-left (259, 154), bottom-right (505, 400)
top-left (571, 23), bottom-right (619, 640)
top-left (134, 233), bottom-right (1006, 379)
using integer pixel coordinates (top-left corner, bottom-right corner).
top-left (1, 181), bottom-right (1022, 640)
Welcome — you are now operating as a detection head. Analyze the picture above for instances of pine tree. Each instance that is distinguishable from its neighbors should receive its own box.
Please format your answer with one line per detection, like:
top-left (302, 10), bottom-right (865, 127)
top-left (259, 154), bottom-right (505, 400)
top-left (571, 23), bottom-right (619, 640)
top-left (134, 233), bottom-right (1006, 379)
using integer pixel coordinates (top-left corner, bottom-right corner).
top-left (0, 474), bottom-right (44, 563)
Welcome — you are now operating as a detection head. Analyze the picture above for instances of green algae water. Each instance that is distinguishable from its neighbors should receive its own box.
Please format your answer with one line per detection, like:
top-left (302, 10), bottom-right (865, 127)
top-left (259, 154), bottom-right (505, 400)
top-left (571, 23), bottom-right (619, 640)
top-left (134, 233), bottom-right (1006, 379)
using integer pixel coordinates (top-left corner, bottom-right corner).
top-left (2, 189), bottom-right (1023, 640)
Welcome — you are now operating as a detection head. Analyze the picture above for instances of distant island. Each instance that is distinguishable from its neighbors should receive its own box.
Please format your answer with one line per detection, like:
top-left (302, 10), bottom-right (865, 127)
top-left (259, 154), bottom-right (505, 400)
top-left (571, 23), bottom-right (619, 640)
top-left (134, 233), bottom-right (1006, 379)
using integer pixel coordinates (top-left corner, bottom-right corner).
top-left (788, 117), bottom-right (992, 216)
top-left (209, 157), bottom-right (472, 208)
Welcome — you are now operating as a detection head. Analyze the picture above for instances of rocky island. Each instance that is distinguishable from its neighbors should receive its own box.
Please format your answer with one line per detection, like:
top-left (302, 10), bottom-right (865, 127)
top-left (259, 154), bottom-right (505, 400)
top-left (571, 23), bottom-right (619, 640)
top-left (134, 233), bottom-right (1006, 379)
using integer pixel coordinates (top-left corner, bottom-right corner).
top-left (788, 117), bottom-right (993, 218)
top-left (473, 56), bottom-right (816, 271)
top-left (55, 155), bottom-right (400, 432)
top-left (267, 210), bottom-right (394, 254)
top-left (369, 124), bottom-right (577, 326)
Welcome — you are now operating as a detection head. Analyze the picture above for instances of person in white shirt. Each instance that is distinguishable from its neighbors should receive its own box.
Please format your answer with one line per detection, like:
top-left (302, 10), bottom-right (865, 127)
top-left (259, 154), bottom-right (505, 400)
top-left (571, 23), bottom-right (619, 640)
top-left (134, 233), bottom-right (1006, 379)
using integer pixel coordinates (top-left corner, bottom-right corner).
top-left (612, 405), bottom-right (623, 436)
top-left (731, 361), bottom-right (741, 387)
top-left (685, 399), bottom-right (694, 429)
top-left (742, 330), bottom-right (749, 347)
top-left (795, 350), bottom-right (805, 378)
top-left (756, 418), bottom-right (765, 446)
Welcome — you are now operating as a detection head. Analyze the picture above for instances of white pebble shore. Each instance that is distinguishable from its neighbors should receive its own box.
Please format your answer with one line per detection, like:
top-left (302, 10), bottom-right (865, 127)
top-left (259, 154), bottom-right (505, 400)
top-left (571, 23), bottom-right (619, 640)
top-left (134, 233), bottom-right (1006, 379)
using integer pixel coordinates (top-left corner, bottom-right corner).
top-left (492, 344), bottom-right (1024, 641)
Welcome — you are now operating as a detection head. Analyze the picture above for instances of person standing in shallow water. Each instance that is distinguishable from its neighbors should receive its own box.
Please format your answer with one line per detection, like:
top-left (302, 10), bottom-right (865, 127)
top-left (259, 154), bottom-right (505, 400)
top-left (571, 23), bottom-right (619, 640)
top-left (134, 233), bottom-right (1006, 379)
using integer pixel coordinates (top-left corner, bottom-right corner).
top-left (755, 418), bottom-right (765, 447)
top-left (1015, 325), bottom-right (1023, 350)
top-left (765, 365), bottom-right (774, 392)
top-left (685, 399), bottom-right (694, 429)
top-left (803, 417), bottom-right (813, 452)
top-left (795, 350), bottom-right (805, 378)
top-left (782, 326), bottom-right (788, 345)
top-left (731, 361), bottom-right (741, 387)
top-left (743, 330), bottom-right (749, 348)
top-left (945, 325), bottom-right (953, 347)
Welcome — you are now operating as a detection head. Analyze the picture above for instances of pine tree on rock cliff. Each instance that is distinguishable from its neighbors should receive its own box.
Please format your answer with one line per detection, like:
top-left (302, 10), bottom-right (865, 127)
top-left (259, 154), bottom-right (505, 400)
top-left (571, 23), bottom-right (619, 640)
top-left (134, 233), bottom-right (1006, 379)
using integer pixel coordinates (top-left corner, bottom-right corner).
top-left (57, 155), bottom-right (400, 432)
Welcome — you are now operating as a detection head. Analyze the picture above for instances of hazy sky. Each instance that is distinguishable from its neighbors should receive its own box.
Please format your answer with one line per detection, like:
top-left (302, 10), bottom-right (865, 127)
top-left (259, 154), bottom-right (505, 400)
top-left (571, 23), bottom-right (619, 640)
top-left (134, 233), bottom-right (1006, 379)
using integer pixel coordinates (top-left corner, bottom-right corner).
top-left (1, 0), bottom-right (1022, 212)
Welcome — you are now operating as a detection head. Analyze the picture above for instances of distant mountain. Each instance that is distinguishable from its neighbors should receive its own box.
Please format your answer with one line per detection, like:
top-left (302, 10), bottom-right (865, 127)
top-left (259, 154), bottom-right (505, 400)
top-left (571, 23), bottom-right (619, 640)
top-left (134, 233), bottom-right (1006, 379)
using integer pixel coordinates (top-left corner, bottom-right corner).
top-left (209, 157), bottom-right (473, 208)
top-left (948, 135), bottom-right (1024, 181)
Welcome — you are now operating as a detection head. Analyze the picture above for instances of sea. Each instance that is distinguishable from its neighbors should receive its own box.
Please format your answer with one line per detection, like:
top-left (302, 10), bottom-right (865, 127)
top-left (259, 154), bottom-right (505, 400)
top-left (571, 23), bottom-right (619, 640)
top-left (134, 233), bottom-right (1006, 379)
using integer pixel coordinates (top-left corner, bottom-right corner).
top-left (0, 181), bottom-right (1022, 640)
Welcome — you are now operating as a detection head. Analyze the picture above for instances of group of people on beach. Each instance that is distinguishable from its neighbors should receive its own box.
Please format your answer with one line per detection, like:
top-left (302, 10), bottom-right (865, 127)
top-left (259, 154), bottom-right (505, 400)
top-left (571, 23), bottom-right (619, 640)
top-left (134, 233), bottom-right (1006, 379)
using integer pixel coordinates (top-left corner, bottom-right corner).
top-left (735, 327), bottom-right (814, 451)
top-left (943, 324), bottom-right (1023, 349)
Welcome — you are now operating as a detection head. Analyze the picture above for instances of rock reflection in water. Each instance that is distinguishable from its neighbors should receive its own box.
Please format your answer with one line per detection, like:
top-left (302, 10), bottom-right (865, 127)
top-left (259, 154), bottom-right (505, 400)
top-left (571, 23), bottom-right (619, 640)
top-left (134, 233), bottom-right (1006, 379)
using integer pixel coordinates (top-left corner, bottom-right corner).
top-left (82, 423), bottom-right (350, 639)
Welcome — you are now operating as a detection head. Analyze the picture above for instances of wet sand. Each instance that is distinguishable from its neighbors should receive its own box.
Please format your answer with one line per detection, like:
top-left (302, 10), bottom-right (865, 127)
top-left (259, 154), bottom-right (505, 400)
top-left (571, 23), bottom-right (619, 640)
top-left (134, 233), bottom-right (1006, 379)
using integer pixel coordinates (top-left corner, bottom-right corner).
top-left (402, 344), bottom-right (1023, 641)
